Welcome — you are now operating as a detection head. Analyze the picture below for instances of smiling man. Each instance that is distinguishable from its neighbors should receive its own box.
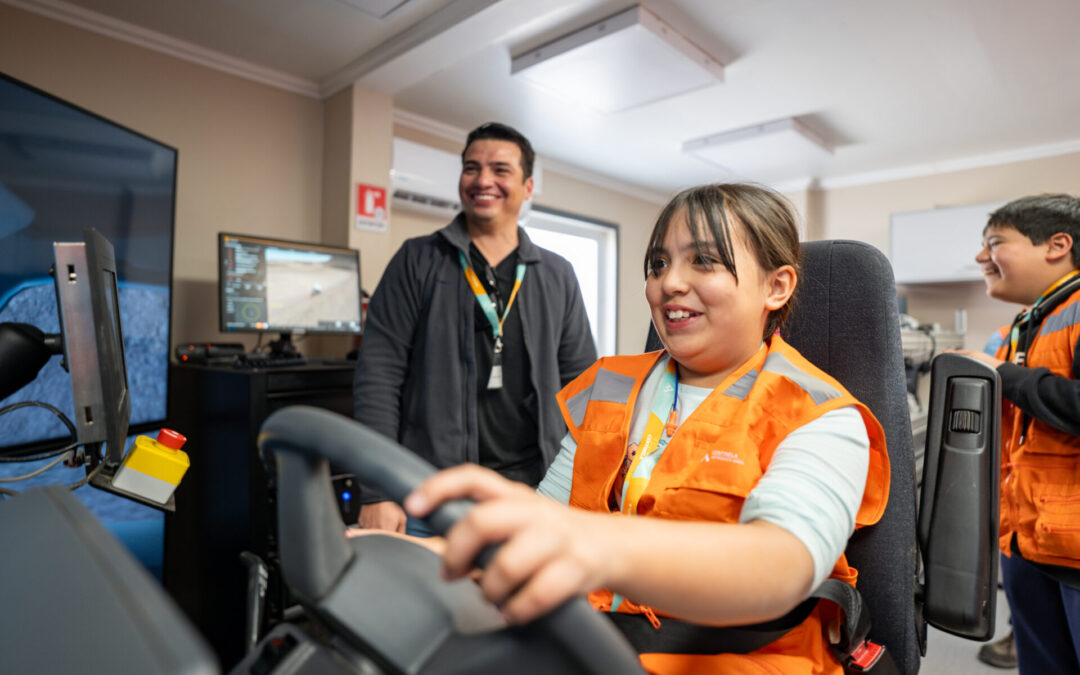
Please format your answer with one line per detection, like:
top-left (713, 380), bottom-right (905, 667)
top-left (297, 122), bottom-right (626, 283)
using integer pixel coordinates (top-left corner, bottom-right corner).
top-left (353, 122), bottom-right (597, 534)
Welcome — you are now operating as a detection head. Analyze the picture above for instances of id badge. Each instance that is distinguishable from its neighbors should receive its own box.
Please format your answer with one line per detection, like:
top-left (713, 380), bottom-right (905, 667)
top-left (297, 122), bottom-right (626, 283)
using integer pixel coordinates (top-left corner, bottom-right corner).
top-left (487, 364), bottom-right (503, 390)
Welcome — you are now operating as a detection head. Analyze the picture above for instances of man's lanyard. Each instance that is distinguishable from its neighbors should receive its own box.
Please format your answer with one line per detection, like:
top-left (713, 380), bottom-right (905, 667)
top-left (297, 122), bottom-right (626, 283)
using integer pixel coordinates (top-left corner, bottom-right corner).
top-left (1008, 270), bottom-right (1080, 365)
top-left (620, 358), bottom-right (679, 516)
top-left (458, 249), bottom-right (526, 390)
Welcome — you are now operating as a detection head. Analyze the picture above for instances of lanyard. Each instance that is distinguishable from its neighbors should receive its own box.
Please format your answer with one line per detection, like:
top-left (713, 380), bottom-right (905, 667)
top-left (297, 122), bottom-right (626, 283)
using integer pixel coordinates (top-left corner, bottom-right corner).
top-left (458, 250), bottom-right (526, 389)
top-left (620, 358), bottom-right (679, 516)
top-left (1008, 270), bottom-right (1080, 365)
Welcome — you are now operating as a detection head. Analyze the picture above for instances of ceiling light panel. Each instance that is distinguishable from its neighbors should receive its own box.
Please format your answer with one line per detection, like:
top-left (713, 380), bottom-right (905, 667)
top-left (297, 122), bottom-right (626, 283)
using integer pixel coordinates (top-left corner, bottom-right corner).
top-left (682, 118), bottom-right (833, 182)
top-left (511, 5), bottom-right (723, 114)
top-left (333, 0), bottom-right (410, 20)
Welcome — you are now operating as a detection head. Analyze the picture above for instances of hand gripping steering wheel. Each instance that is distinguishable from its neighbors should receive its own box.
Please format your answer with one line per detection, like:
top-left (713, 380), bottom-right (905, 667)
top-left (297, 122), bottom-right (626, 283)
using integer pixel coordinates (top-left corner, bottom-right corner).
top-left (258, 405), bottom-right (645, 675)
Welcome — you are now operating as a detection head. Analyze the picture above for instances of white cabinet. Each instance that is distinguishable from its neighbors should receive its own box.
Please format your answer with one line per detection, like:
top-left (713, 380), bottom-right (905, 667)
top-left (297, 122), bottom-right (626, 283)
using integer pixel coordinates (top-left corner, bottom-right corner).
top-left (890, 201), bottom-right (1006, 283)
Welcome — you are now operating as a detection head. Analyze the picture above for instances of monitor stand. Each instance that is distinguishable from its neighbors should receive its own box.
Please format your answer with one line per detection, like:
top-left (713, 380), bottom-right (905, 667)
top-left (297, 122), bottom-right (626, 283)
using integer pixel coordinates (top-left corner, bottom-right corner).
top-left (267, 332), bottom-right (300, 359)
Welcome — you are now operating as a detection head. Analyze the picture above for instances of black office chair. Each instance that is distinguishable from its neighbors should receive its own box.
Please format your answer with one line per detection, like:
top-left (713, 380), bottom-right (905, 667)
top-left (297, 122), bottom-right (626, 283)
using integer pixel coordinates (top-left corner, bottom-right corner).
top-left (780, 240), bottom-right (921, 673)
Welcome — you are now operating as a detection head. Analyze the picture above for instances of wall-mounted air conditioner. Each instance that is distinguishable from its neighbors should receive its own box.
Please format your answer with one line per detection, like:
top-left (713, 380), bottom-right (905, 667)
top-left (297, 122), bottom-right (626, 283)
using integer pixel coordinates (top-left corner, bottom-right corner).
top-left (391, 137), bottom-right (462, 217)
top-left (390, 137), bottom-right (544, 220)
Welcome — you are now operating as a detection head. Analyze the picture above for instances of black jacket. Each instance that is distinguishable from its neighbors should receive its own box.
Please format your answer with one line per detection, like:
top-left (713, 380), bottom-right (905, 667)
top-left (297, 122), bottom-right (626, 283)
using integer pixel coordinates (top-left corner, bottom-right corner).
top-left (354, 214), bottom-right (597, 502)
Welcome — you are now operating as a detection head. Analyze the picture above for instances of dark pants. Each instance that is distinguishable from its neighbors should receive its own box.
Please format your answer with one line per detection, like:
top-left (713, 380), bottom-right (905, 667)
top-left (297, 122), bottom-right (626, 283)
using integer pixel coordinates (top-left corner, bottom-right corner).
top-left (1002, 550), bottom-right (1080, 675)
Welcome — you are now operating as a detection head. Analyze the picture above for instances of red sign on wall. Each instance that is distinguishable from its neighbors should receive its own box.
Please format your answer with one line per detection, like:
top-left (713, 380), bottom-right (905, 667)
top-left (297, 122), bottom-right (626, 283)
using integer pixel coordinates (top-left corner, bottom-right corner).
top-left (356, 183), bottom-right (387, 232)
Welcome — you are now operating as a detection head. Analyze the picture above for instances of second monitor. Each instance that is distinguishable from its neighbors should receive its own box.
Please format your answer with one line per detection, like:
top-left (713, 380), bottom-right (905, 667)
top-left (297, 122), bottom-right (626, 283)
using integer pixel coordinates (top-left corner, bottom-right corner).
top-left (219, 233), bottom-right (362, 356)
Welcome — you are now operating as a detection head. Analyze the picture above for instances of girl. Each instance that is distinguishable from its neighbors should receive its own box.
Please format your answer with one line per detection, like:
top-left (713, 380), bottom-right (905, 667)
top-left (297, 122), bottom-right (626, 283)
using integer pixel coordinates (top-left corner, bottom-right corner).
top-left (405, 183), bottom-right (890, 674)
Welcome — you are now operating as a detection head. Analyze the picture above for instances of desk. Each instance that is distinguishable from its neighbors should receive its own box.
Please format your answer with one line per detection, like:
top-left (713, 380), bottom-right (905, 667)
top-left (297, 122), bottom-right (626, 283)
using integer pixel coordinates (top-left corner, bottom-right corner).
top-left (164, 360), bottom-right (356, 667)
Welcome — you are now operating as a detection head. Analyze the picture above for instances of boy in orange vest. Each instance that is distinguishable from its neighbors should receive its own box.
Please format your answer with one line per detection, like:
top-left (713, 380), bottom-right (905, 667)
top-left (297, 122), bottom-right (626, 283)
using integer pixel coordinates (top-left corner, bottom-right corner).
top-left (952, 194), bottom-right (1080, 675)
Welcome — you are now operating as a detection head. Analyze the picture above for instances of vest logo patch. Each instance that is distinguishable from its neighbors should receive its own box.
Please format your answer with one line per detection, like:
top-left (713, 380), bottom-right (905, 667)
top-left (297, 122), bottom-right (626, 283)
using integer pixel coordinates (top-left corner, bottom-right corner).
top-left (701, 450), bottom-right (744, 465)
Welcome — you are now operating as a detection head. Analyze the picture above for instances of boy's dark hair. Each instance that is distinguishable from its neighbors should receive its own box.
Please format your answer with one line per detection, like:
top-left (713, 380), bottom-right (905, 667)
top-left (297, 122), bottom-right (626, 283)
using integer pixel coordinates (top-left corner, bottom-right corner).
top-left (644, 183), bottom-right (802, 339)
top-left (986, 194), bottom-right (1080, 267)
top-left (462, 122), bottom-right (535, 180)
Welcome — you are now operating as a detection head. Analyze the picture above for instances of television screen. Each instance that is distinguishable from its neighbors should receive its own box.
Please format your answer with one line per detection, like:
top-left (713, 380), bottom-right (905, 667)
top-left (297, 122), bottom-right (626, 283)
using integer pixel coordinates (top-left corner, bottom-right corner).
top-left (219, 233), bottom-right (361, 335)
top-left (0, 72), bottom-right (177, 455)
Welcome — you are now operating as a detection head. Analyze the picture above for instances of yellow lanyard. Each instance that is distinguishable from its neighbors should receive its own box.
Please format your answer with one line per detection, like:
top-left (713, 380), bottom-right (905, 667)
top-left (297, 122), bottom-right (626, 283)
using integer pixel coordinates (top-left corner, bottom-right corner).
top-left (458, 250), bottom-right (525, 389)
top-left (620, 359), bottom-right (679, 515)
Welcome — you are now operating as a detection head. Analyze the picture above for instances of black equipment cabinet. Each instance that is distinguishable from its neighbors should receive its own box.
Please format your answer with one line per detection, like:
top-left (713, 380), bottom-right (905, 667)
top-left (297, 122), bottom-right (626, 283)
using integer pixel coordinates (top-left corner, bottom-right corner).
top-left (164, 361), bottom-right (356, 668)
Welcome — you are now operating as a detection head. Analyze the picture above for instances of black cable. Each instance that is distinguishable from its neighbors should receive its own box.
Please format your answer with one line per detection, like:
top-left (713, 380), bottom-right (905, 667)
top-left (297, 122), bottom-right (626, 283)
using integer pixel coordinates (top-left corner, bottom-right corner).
top-left (0, 401), bottom-right (101, 496)
top-left (0, 450), bottom-right (74, 482)
top-left (0, 440), bottom-right (79, 463)
top-left (0, 397), bottom-right (78, 449)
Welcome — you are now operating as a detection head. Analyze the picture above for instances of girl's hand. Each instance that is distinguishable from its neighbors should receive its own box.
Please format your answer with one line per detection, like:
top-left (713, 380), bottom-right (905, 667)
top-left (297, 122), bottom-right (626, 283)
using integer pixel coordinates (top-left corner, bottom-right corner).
top-left (404, 464), bottom-right (614, 624)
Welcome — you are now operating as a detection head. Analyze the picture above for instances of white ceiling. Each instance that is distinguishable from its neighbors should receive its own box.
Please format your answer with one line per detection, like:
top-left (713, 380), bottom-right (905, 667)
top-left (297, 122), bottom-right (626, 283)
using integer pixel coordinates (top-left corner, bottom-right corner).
top-left (12, 0), bottom-right (1080, 195)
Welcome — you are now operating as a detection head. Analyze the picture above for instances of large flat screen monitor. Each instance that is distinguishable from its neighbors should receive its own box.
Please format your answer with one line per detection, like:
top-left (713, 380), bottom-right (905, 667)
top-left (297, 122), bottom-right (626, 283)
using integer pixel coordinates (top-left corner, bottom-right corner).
top-left (0, 72), bottom-right (177, 456)
top-left (218, 233), bottom-right (362, 340)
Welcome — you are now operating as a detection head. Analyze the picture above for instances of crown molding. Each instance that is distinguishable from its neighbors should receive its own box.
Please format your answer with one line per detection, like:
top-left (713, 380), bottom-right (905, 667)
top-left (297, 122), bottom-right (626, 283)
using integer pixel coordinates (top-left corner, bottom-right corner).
top-left (819, 138), bottom-right (1080, 190)
top-left (5, 0), bottom-right (321, 98)
top-left (392, 109), bottom-right (467, 143)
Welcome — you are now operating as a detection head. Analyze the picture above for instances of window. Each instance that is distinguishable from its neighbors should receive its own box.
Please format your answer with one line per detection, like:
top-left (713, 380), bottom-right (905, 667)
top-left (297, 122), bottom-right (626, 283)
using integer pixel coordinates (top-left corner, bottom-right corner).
top-left (523, 206), bottom-right (618, 356)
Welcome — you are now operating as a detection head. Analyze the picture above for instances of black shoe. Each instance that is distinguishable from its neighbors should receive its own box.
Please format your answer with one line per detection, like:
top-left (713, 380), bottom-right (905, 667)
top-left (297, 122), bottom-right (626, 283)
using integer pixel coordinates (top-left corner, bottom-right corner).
top-left (977, 631), bottom-right (1017, 669)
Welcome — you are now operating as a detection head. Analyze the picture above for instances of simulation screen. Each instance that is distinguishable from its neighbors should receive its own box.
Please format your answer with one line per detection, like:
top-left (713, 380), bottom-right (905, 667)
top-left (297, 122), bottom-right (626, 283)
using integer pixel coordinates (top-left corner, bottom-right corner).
top-left (0, 72), bottom-right (176, 453)
top-left (220, 234), bottom-right (362, 334)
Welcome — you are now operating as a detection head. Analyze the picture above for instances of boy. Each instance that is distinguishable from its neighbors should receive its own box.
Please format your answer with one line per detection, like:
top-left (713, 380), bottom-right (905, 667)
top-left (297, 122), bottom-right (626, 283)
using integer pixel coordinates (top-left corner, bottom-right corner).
top-left (954, 194), bottom-right (1080, 675)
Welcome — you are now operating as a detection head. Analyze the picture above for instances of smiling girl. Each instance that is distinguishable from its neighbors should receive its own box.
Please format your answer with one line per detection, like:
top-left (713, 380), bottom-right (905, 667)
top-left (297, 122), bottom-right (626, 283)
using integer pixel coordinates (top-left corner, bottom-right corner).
top-left (406, 183), bottom-right (890, 674)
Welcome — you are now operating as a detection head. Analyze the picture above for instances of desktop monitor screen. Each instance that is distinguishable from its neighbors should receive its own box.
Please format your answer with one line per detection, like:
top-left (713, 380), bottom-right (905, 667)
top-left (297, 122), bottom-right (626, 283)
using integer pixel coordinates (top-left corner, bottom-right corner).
top-left (0, 72), bottom-right (177, 455)
top-left (219, 233), bottom-right (361, 335)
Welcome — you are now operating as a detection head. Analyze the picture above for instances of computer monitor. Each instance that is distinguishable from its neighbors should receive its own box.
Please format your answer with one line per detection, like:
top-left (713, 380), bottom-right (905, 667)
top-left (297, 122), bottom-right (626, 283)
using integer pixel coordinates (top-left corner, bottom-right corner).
top-left (218, 233), bottom-right (361, 354)
top-left (0, 72), bottom-right (176, 456)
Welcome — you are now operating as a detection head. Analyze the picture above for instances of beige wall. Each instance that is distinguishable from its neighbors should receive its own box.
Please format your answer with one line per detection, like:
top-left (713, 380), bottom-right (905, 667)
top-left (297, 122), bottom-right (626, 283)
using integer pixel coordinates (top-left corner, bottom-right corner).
top-left (819, 152), bottom-right (1080, 351)
top-left (1, 4), bottom-right (325, 352)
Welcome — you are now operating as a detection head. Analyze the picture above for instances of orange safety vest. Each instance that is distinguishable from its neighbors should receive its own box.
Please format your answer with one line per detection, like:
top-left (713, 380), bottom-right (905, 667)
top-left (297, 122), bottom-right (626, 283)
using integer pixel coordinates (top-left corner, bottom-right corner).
top-left (555, 335), bottom-right (890, 675)
top-left (995, 286), bottom-right (1080, 568)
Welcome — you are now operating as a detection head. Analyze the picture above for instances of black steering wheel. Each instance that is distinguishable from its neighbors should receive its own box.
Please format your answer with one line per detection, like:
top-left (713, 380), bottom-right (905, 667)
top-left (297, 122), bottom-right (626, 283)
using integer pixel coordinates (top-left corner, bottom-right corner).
top-left (258, 405), bottom-right (645, 675)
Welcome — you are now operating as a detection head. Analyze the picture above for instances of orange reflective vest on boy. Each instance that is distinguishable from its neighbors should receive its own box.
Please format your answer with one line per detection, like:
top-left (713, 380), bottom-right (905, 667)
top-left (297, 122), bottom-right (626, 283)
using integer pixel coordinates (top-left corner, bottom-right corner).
top-left (555, 335), bottom-right (890, 674)
top-left (995, 285), bottom-right (1080, 569)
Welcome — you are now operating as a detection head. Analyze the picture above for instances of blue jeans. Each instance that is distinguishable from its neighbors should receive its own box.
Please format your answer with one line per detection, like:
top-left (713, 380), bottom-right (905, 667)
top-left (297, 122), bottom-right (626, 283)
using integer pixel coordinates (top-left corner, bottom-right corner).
top-left (1002, 550), bottom-right (1080, 675)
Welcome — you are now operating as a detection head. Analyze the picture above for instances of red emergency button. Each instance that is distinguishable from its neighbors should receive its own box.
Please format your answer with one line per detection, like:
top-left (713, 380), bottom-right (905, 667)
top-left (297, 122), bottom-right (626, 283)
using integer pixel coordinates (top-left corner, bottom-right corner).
top-left (156, 428), bottom-right (187, 450)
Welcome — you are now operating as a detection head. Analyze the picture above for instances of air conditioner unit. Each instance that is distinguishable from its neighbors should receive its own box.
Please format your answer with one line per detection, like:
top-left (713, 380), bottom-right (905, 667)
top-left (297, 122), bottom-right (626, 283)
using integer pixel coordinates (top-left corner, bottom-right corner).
top-left (390, 137), bottom-right (544, 220)
top-left (391, 138), bottom-right (462, 217)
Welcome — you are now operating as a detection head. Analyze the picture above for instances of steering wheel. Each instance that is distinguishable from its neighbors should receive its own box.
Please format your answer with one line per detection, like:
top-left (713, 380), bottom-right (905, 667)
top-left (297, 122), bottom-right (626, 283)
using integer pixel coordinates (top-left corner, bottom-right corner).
top-left (258, 405), bottom-right (645, 675)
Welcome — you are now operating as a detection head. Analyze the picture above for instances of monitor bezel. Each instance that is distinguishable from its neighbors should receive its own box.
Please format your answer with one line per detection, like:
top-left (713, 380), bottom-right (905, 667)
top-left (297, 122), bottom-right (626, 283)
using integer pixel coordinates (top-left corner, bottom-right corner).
top-left (217, 232), bottom-right (363, 337)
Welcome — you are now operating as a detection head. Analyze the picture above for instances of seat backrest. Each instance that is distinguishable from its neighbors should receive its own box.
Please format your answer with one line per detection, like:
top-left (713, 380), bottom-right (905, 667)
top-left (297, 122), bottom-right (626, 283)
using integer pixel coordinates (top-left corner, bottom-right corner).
top-left (781, 240), bottom-right (918, 673)
top-left (645, 239), bottom-right (919, 674)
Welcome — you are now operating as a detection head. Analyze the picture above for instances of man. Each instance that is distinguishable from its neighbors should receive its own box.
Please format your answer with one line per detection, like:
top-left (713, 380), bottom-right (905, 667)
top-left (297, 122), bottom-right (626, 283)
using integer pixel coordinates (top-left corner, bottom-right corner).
top-left (354, 122), bottom-right (597, 533)
top-left (953, 194), bottom-right (1080, 674)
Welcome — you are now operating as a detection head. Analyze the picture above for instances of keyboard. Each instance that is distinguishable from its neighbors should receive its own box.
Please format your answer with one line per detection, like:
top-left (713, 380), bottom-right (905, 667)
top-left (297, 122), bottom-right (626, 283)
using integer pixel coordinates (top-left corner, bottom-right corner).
top-left (236, 353), bottom-right (308, 369)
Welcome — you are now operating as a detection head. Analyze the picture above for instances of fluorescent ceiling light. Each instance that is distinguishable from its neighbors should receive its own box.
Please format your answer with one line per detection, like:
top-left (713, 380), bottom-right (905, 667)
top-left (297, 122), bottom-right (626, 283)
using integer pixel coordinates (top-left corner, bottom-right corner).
top-left (511, 5), bottom-right (723, 113)
top-left (682, 118), bottom-right (833, 182)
